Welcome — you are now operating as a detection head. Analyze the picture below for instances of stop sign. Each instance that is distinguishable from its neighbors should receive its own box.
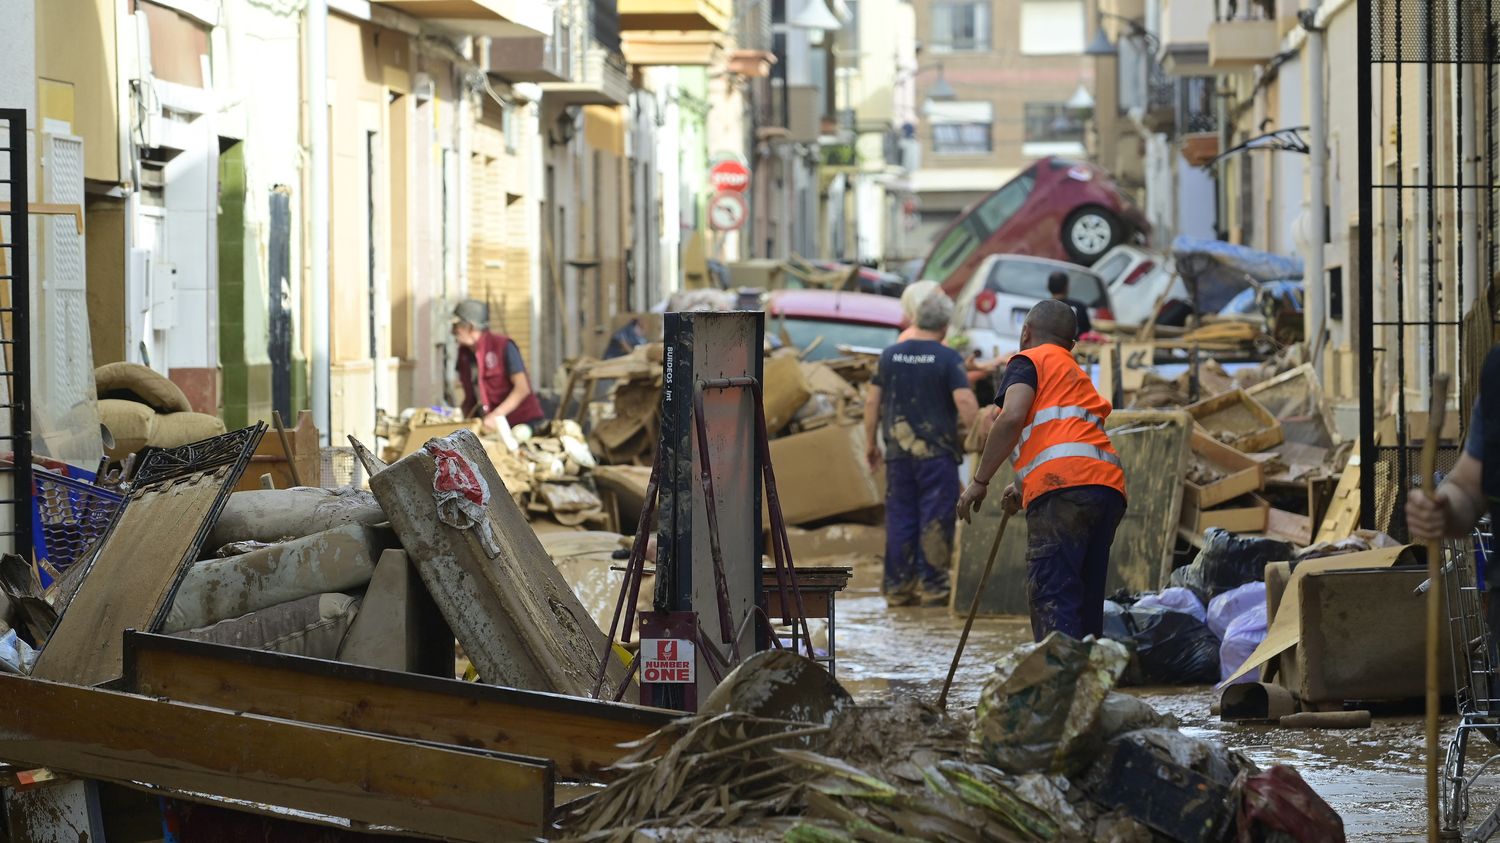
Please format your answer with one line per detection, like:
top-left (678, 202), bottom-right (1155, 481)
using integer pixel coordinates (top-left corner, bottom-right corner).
top-left (708, 159), bottom-right (751, 193)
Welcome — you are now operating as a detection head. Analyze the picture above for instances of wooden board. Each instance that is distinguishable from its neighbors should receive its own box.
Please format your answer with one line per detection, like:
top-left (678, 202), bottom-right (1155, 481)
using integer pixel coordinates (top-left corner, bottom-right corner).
top-left (32, 427), bottom-right (264, 686)
top-left (951, 410), bottom-right (1192, 617)
top-left (1314, 442), bottom-right (1361, 544)
top-left (121, 631), bottom-right (674, 781)
top-left (0, 673), bottom-right (552, 841)
top-left (369, 429), bottom-right (629, 696)
top-left (234, 410), bottom-right (320, 493)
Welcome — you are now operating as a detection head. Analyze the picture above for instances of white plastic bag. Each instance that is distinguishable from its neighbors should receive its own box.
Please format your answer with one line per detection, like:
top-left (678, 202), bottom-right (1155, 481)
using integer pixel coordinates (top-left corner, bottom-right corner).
top-left (1219, 604), bottom-right (1268, 685)
top-left (1207, 581), bottom-right (1267, 641)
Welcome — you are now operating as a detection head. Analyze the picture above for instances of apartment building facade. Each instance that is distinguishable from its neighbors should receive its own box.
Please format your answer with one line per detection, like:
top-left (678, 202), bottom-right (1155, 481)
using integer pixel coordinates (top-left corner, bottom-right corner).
top-left (909, 0), bottom-right (1098, 247)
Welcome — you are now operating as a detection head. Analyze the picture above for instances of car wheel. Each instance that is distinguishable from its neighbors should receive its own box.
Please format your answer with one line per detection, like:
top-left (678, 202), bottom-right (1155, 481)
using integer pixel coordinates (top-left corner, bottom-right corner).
top-left (1063, 207), bottom-right (1122, 263)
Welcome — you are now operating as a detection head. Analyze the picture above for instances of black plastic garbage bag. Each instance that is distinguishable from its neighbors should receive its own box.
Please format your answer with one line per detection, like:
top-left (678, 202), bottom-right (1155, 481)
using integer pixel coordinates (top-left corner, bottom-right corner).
top-left (1169, 528), bottom-right (1294, 604)
top-left (1107, 605), bottom-right (1221, 685)
top-left (1102, 600), bottom-right (1130, 640)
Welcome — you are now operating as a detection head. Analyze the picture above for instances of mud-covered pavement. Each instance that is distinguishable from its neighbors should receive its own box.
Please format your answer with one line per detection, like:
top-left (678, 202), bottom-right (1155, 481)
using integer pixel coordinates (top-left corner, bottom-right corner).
top-left (834, 562), bottom-right (1475, 841)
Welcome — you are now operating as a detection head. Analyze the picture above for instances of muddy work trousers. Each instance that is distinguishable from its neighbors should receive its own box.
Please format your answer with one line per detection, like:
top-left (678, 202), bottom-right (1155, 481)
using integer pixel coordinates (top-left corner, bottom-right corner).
top-left (1024, 485), bottom-right (1126, 642)
top-left (883, 456), bottom-right (959, 598)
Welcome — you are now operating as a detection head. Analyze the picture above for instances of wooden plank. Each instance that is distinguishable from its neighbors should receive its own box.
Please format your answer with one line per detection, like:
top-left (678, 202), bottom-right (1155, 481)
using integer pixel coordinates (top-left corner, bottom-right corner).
top-left (1314, 443), bottom-right (1361, 544)
top-left (0, 673), bottom-right (552, 841)
top-left (120, 631), bottom-right (674, 781)
top-left (369, 429), bottom-right (629, 696)
top-left (32, 428), bottom-right (263, 686)
top-left (951, 410), bottom-right (1191, 617)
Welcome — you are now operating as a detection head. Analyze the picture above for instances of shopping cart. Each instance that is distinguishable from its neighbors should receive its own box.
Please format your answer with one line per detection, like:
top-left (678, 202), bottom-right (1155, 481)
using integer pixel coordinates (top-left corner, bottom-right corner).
top-left (1441, 524), bottom-right (1500, 841)
top-left (30, 467), bottom-right (123, 586)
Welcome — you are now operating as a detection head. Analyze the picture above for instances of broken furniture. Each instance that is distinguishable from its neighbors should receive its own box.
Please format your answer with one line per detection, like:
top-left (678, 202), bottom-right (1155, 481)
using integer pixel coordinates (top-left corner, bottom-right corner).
top-left (1186, 389), bottom-right (1283, 454)
top-left (370, 429), bottom-right (628, 697)
top-left (31, 425), bottom-right (266, 686)
top-left (1221, 545), bottom-right (1430, 707)
top-left (235, 409), bottom-right (319, 492)
top-left (762, 565), bottom-right (851, 675)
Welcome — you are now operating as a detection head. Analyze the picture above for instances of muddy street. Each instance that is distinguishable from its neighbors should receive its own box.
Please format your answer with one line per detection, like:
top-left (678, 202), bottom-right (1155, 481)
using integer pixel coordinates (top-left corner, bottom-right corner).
top-left (834, 560), bottom-right (1465, 842)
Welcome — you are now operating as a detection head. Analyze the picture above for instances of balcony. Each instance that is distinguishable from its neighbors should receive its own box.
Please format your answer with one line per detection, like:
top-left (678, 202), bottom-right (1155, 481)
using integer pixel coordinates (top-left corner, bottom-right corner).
top-left (541, 45), bottom-right (633, 105)
top-left (622, 31), bottom-right (723, 66)
top-left (1208, 1), bottom-right (1283, 72)
top-left (492, 6), bottom-right (572, 83)
top-left (1208, 17), bottom-right (1279, 71)
top-left (371, 0), bottom-right (552, 37)
top-left (619, 0), bottom-right (731, 33)
top-left (540, 0), bottom-right (630, 106)
top-left (1157, 0), bottom-right (1212, 77)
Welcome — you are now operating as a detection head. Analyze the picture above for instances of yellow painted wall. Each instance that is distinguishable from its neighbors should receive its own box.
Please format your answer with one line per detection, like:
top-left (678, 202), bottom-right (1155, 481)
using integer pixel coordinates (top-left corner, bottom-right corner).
top-left (35, 0), bottom-right (119, 183)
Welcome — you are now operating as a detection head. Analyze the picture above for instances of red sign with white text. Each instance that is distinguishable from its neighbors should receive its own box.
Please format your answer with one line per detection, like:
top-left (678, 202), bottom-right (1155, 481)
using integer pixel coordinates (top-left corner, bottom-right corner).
top-left (640, 638), bottom-right (696, 683)
top-left (708, 159), bottom-right (751, 193)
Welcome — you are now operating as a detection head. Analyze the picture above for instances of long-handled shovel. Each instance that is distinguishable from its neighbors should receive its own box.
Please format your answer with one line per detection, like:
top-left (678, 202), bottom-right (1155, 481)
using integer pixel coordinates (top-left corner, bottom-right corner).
top-left (1422, 374), bottom-right (1451, 843)
top-left (938, 509), bottom-right (1013, 709)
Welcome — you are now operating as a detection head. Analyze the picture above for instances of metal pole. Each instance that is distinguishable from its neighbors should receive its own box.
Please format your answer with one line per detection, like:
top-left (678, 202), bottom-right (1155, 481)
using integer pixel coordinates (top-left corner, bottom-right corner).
top-left (1303, 5), bottom-right (1326, 372)
top-left (1356, 0), bottom-right (1375, 530)
top-left (308, 0), bottom-right (332, 447)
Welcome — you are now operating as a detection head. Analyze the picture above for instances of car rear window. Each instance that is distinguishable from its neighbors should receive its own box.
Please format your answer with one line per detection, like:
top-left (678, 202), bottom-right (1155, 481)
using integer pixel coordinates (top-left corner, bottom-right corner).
top-left (985, 260), bottom-right (1107, 308)
top-left (922, 171), bottom-right (1037, 285)
top-left (1092, 252), bottom-right (1133, 285)
top-left (778, 318), bottom-right (900, 361)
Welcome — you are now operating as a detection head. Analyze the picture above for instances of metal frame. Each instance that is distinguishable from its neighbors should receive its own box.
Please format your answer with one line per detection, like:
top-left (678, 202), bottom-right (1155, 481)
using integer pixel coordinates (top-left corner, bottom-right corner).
top-left (1358, 1), bottom-right (1494, 540)
top-left (1441, 526), bottom-right (1500, 840)
top-left (0, 108), bottom-right (33, 560)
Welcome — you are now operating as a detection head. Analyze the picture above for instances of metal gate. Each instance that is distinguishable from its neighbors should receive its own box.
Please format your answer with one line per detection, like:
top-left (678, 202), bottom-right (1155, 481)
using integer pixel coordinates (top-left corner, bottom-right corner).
top-left (0, 108), bottom-right (34, 558)
top-left (1358, 1), bottom-right (1500, 539)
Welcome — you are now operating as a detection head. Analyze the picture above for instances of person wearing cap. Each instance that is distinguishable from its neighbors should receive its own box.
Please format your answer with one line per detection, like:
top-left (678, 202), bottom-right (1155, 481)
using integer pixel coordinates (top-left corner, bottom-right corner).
top-left (451, 299), bottom-right (545, 430)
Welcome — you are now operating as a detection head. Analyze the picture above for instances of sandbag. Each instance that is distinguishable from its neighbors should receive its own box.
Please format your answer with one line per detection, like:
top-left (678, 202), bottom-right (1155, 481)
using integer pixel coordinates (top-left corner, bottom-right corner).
top-left (164, 524), bottom-right (387, 633)
top-left (1208, 581), bottom-right (1267, 640)
top-left (98, 398), bottom-right (157, 458)
top-left (970, 633), bottom-right (1129, 776)
top-left (1134, 587), bottom-right (1205, 625)
top-left (1113, 605), bottom-right (1221, 686)
top-left (208, 487), bottom-right (388, 549)
top-left (150, 411), bottom-right (227, 449)
top-left (1219, 604), bottom-right (1268, 685)
top-left (95, 361), bottom-right (192, 414)
top-left (1169, 529), bottom-right (1294, 604)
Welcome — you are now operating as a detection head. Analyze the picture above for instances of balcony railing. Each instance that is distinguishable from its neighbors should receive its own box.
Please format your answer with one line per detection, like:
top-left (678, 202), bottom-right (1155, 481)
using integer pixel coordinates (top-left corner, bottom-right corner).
top-left (1215, 0), bottom-right (1275, 22)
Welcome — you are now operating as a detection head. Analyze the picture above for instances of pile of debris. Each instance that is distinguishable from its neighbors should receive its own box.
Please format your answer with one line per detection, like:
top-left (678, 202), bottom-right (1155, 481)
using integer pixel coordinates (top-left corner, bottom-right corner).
top-left (560, 341), bottom-right (885, 530)
top-left (560, 639), bottom-right (1345, 843)
top-left (379, 407), bottom-right (611, 528)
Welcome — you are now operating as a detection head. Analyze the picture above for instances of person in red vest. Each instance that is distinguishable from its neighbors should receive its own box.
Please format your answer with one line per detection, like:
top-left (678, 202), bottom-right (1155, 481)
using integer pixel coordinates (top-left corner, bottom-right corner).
top-left (956, 298), bottom-right (1127, 641)
top-left (451, 299), bottom-right (545, 431)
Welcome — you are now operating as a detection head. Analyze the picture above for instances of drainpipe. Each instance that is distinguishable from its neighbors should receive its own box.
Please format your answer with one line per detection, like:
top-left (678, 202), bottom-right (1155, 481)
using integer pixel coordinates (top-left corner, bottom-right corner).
top-left (1301, 5), bottom-right (1326, 373)
top-left (307, 0), bottom-right (331, 446)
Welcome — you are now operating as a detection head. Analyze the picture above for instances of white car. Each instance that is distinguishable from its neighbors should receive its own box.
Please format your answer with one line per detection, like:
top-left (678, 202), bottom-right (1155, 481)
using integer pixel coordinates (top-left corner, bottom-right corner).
top-left (948, 254), bottom-right (1113, 361)
top-left (1090, 245), bottom-right (1189, 329)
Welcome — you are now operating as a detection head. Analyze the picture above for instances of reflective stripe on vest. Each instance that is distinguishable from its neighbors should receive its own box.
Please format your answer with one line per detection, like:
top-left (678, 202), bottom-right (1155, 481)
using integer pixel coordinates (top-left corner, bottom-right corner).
top-left (1010, 405), bottom-right (1107, 463)
top-left (1016, 442), bottom-right (1124, 483)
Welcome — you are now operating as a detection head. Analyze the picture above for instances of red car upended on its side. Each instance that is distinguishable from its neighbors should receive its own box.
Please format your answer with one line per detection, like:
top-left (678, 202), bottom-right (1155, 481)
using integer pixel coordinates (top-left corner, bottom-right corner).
top-left (918, 157), bottom-right (1150, 297)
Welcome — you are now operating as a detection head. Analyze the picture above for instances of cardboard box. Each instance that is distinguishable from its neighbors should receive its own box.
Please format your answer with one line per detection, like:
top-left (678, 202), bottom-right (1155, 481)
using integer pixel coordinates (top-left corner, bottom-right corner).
top-left (768, 423), bottom-right (882, 526)
top-left (1183, 430), bottom-right (1263, 510)
top-left (399, 420), bottom-right (482, 459)
top-left (1180, 492), bottom-right (1269, 534)
top-left (1186, 389), bottom-right (1283, 453)
top-left (763, 354), bottom-right (813, 435)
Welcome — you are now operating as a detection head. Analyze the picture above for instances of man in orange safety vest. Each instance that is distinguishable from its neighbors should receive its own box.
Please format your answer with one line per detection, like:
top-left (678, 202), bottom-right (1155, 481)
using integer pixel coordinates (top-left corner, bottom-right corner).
top-left (957, 299), bottom-right (1127, 641)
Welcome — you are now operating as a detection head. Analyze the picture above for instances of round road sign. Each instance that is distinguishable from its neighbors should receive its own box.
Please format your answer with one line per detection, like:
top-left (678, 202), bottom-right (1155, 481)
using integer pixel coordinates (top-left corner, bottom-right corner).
top-left (708, 159), bottom-right (751, 193)
top-left (708, 191), bottom-right (749, 232)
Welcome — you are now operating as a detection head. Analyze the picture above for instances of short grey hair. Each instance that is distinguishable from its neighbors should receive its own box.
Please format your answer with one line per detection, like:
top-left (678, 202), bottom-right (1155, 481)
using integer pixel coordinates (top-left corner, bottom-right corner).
top-left (915, 292), bottom-right (954, 332)
top-left (1025, 298), bottom-right (1077, 343)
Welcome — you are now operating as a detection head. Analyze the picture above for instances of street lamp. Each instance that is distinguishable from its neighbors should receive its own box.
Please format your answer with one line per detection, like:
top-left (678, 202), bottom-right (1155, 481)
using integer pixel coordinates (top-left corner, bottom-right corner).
top-left (788, 0), bottom-right (842, 32)
top-left (898, 64), bottom-right (957, 102)
top-left (1084, 11), bottom-right (1161, 57)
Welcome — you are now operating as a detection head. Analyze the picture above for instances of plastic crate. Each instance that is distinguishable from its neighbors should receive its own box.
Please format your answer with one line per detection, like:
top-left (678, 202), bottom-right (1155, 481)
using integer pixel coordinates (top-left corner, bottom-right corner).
top-left (31, 467), bottom-right (123, 586)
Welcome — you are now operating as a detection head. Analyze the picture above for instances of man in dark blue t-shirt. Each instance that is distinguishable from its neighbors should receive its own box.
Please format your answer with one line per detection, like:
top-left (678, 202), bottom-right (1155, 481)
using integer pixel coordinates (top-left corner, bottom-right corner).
top-left (864, 293), bottom-right (978, 606)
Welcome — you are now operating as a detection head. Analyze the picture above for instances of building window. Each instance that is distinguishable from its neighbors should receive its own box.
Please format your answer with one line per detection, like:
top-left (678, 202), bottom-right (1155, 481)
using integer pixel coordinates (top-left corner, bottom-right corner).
top-left (1022, 102), bottom-right (1085, 157)
top-left (930, 1), bottom-right (991, 54)
top-left (928, 100), bottom-right (993, 155)
top-left (1019, 0), bottom-right (1084, 55)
